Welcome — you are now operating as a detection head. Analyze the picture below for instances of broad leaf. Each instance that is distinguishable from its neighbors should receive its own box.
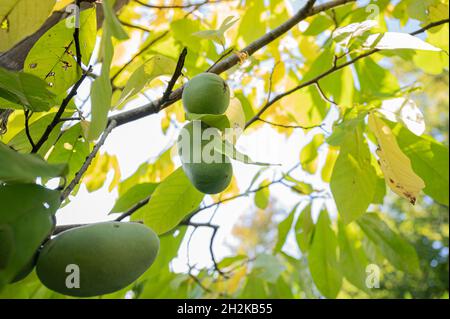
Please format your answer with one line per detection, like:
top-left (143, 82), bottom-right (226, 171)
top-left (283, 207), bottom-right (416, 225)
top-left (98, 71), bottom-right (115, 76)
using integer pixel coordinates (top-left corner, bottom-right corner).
top-left (309, 210), bottom-right (342, 299)
top-left (102, 0), bottom-right (128, 40)
top-left (116, 55), bottom-right (176, 108)
top-left (330, 128), bottom-right (378, 224)
top-left (252, 254), bottom-right (285, 283)
top-left (393, 123), bottom-right (449, 206)
top-left (24, 8), bottom-right (97, 94)
top-left (300, 134), bottom-right (324, 174)
top-left (254, 179), bottom-right (270, 209)
top-left (364, 32), bottom-right (441, 51)
top-left (0, 67), bottom-right (55, 111)
top-left (378, 98), bottom-right (425, 136)
top-left (86, 26), bottom-right (114, 141)
top-left (295, 204), bottom-right (314, 253)
top-left (368, 113), bottom-right (425, 204)
top-left (46, 124), bottom-right (90, 183)
top-left (338, 221), bottom-right (369, 292)
top-left (0, 0), bottom-right (55, 52)
top-left (0, 142), bottom-right (66, 183)
top-left (132, 167), bottom-right (204, 234)
top-left (357, 213), bottom-right (421, 276)
top-left (0, 184), bottom-right (60, 287)
top-left (110, 182), bottom-right (158, 214)
top-left (274, 203), bottom-right (299, 253)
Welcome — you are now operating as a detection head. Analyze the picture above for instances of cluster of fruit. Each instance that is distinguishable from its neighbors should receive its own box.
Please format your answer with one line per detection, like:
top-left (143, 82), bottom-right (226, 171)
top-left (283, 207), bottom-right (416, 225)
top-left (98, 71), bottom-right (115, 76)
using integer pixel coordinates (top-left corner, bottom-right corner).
top-left (178, 73), bottom-right (234, 194)
top-left (6, 73), bottom-right (234, 298)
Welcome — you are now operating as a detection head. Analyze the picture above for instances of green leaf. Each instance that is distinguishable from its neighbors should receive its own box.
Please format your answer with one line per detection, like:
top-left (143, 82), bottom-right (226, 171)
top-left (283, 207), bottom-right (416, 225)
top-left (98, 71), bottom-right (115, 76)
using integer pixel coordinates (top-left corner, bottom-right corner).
top-left (332, 20), bottom-right (378, 47)
top-left (252, 254), bottom-right (285, 283)
top-left (102, 0), bottom-right (128, 40)
top-left (0, 142), bottom-right (66, 183)
top-left (132, 167), bottom-right (204, 234)
top-left (354, 57), bottom-right (400, 99)
top-left (309, 210), bottom-right (342, 299)
top-left (321, 146), bottom-right (338, 183)
top-left (364, 32), bottom-right (441, 51)
top-left (24, 7), bottom-right (97, 95)
top-left (241, 273), bottom-right (268, 298)
top-left (7, 111), bottom-right (70, 155)
top-left (86, 26), bottom-right (114, 141)
top-left (110, 182), bottom-right (158, 214)
top-left (46, 124), bottom-right (90, 182)
top-left (171, 18), bottom-right (202, 53)
top-left (0, 0), bottom-right (56, 52)
top-left (217, 139), bottom-right (278, 166)
top-left (303, 13), bottom-right (334, 36)
top-left (338, 221), bottom-right (369, 292)
top-left (295, 204), bottom-right (314, 253)
top-left (254, 179), bottom-right (270, 209)
top-left (187, 96), bottom-right (246, 141)
top-left (393, 124), bottom-right (449, 206)
top-left (357, 213), bottom-right (421, 276)
top-left (300, 134), bottom-right (324, 174)
top-left (193, 16), bottom-right (238, 46)
top-left (116, 55), bottom-right (176, 108)
top-left (330, 128), bottom-right (378, 224)
top-left (0, 184), bottom-right (60, 287)
top-left (238, 0), bottom-right (265, 44)
top-left (274, 203), bottom-right (299, 253)
top-left (0, 67), bottom-right (55, 111)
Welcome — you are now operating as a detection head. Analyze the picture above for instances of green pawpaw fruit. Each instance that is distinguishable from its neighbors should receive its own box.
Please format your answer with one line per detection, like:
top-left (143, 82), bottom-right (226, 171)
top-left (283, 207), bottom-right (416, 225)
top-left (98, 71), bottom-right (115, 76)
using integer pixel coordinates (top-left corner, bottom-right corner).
top-left (182, 73), bottom-right (230, 115)
top-left (177, 121), bottom-right (233, 194)
top-left (11, 253), bottom-right (38, 283)
top-left (36, 222), bottom-right (159, 297)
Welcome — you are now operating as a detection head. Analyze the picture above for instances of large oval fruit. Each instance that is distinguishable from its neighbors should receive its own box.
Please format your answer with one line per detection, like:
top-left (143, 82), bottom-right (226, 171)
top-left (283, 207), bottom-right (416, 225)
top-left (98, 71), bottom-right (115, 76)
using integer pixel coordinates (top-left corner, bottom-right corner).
top-left (182, 73), bottom-right (230, 115)
top-left (178, 121), bottom-right (233, 194)
top-left (36, 222), bottom-right (159, 297)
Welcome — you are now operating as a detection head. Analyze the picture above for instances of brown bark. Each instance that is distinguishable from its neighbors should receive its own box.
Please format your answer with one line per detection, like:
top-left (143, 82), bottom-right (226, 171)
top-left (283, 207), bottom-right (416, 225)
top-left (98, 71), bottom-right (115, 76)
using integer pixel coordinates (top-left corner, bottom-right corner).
top-left (0, 0), bottom-right (130, 71)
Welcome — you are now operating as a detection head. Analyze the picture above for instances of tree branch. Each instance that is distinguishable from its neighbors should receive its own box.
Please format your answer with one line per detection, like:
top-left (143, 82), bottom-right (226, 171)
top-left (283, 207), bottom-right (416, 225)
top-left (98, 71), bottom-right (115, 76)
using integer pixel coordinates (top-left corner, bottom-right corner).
top-left (108, 0), bottom-right (329, 127)
top-left (0, 1), bottom-right (130, 71)
top-left (134, 0), bottom-right (235, 10)
top-left (115, 196), bottom-right (151, 221)
top-left (119, 19), bottom-right (152, 33)
top-left (60, 119), bottom-right (117, 201)
top-left (244, 18), bottom-right (450, 128)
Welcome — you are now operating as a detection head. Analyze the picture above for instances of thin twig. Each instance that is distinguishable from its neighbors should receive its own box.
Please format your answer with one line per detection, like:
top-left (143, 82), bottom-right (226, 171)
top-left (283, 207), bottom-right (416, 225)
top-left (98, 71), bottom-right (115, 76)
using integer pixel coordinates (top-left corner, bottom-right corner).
top-left (206, 47), bottom-right (235, 72)
top-left (60, 119), bottom-right (117, 201)
top-left (58, 117), bottom-right (82, 122)
top-left (119, 19), bottom-right (152, 33)
top-left (161, 47), bottom-right (188, 107)
top-left (134, 0), bottom-right (235, 10)
top-left (314, 81), bottom-right (337, 105)
top-left (115, 196), bottom-right (151, 221)
top-left (266, 61), bottom-right (280, 104)
top-left (110, 31), bottom-right (169, 83)
top-left (24, 110), bottom-right (35, 149)
top-left (31, 67), bottom-right (91, 153)
top-left (257, 118), bottom-right (324, 130)
top-left (73, 0), bottom-right (82, 69)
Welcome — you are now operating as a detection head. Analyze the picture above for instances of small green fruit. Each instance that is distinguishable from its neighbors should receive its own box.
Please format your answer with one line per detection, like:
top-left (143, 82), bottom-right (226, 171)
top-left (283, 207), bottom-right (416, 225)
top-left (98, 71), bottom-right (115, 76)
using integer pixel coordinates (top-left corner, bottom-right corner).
top-left (11, 253), bottom-right (37, 283)
top-left (36, 222), bottom-right (159, 297)
top-left (182, 73), bottom-right (230, 115)
top-left (178, 121), bottom-right (233, 194)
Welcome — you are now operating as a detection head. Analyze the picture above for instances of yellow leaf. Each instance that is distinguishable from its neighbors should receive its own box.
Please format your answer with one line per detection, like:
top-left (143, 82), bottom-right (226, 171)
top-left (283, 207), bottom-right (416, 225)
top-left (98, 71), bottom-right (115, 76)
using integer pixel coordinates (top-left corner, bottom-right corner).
top-left (368, 113), bottom-right (425, 204)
